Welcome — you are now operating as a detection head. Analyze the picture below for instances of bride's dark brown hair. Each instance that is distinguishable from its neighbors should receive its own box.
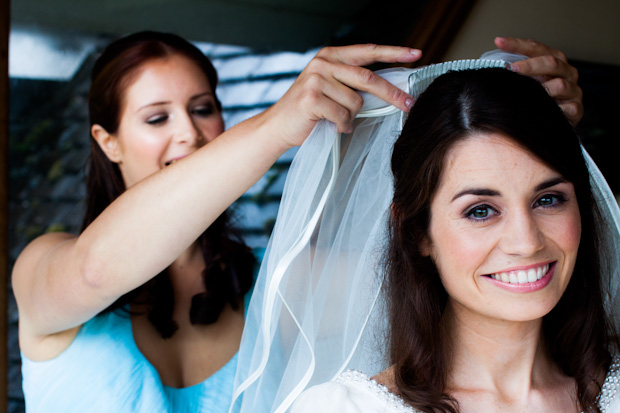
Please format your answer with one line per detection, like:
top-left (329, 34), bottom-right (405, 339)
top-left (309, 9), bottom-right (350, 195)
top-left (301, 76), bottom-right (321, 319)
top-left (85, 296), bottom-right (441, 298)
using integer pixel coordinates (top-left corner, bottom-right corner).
top-left (86, 31), bottom-right (255, 338)
top-left (386, 68), bottom-right (616, 412)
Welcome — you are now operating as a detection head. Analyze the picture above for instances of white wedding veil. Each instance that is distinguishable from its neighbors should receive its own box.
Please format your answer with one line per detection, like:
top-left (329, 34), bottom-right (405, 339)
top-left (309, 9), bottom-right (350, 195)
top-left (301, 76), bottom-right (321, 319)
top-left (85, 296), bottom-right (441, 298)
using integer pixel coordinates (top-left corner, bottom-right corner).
top-left (231, 52), bottom-right (620, 412)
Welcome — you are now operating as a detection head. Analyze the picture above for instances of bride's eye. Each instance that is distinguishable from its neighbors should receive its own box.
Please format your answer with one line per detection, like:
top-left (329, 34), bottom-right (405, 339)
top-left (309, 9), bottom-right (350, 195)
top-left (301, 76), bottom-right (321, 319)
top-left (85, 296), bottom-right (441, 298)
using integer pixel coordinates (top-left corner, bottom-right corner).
top-left (465, 204), bottom-right (498, 222)
top-left (534, 193), bottom-right (567, 208)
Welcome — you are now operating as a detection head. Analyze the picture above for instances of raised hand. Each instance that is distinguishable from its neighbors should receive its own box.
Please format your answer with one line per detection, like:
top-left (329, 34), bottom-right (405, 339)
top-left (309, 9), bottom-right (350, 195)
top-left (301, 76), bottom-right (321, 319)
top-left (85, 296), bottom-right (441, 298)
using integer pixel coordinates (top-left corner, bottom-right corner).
top-left (495, 37), bottom-right (583, 126)
top-left (260, 44), bottom-right (422, 149)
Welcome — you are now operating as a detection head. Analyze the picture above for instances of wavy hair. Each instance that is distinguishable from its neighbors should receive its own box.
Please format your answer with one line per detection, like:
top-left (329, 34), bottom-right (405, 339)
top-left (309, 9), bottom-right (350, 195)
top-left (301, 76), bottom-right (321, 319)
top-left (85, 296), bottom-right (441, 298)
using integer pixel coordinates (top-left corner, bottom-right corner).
top-left (85, 31), bottom-right (255, 338)
top-left (386, 68), bottom-right (616, 412)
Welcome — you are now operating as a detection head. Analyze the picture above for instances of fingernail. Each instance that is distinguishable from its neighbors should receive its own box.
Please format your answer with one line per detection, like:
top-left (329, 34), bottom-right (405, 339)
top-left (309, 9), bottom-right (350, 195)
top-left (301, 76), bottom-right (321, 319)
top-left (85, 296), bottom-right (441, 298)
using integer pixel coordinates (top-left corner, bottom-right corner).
top-left (410, 49), bottom-right (422, 56)
top-left (509, 63), bottom-right (520, 73)
top-left (405, 98), bottom-right (414, 109)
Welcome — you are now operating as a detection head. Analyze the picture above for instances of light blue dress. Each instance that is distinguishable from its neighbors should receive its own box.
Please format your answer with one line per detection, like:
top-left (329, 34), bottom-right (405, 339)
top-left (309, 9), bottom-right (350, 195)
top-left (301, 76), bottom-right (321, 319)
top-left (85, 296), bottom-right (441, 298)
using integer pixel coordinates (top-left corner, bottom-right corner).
top-left (21, 250), bottom-right (262, 413)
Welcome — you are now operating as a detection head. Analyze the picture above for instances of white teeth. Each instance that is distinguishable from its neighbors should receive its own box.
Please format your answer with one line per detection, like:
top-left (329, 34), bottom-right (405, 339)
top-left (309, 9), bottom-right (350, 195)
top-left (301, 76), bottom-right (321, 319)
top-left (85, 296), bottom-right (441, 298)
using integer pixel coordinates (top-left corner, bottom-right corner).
top-left (490, 264), bottom-right (551, 285)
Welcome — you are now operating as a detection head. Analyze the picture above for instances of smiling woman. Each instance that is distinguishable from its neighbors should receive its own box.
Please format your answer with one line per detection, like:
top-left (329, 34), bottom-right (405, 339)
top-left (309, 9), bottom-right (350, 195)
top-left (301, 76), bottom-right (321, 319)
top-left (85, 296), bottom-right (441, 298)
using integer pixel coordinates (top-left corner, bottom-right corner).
top-left (290, 68), bottom-right (620, 412)
top-left (16, 32), bottom-right (258, 412)
top-left (91, 54), bottom-right (225, 188)
top-left (385, 68), bottom-right (617, 412)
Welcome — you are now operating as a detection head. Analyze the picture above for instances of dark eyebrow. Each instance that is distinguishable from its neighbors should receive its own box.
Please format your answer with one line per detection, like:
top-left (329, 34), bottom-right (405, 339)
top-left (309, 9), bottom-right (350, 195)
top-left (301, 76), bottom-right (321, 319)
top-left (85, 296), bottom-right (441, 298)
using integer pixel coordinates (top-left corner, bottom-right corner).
top-left (535, 176), bottom-right (567, 192)
top-left (451, 176), bottom-right (568, 202)
top-left (451, 188), bottom-right (500, 202)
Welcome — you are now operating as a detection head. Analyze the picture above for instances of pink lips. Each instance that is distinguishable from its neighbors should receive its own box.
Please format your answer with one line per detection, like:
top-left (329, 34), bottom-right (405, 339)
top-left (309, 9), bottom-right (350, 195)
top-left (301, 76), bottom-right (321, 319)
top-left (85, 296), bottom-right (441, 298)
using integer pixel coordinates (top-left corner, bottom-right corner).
top-left (484, 262), bottom-right (555, 293)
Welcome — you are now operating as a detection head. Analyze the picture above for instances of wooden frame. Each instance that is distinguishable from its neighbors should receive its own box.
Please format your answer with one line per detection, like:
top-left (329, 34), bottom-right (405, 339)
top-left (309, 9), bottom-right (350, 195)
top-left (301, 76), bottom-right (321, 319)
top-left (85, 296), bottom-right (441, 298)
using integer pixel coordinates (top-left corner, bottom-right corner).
top-left (1, 0), bottom-right (10, 409)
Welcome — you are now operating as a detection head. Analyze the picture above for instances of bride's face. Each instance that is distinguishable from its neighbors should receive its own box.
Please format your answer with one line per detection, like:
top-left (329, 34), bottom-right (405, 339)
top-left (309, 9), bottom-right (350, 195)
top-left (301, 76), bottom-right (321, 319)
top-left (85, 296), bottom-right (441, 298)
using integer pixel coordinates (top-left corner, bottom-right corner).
top-left (422, 133), bottom-right (581, 323)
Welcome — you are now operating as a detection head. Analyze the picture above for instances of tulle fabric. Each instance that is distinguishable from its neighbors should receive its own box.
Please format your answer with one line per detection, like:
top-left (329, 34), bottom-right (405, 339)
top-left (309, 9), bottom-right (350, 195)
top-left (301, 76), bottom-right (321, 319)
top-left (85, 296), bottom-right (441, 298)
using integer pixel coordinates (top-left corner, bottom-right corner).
top-left (231, 99), bottom-right (402, 412)
top-left (586, 149), bottom-right (620, 328)
top-left (231, 53), bottom-right (620, 412)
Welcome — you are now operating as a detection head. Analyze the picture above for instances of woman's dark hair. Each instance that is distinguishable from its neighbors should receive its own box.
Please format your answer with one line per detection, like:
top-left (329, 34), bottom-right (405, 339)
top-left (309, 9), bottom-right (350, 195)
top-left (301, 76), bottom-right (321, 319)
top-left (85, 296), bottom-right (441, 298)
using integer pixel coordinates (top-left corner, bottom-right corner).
top-left (85, 31), bottom-right (255, 338)
top-left (386, 68), bottom-right (617, 412)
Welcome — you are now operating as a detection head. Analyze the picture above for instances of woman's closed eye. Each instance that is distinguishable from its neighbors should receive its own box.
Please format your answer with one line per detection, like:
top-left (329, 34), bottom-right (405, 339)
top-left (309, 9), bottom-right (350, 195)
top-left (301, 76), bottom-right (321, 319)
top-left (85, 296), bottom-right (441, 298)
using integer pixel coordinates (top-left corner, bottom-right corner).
top-left (146, 114), bottom-right (169, 125)
top-left (192, 104), bottom-right (214, 117)
top-left (465, 204), bottom-right (499, 222)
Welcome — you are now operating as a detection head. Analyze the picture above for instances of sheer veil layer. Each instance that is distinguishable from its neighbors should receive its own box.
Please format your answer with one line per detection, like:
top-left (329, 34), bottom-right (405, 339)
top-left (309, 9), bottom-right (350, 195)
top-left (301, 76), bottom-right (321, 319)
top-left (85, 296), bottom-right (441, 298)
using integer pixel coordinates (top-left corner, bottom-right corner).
top-left (231, 52), bottom-right (620, 413)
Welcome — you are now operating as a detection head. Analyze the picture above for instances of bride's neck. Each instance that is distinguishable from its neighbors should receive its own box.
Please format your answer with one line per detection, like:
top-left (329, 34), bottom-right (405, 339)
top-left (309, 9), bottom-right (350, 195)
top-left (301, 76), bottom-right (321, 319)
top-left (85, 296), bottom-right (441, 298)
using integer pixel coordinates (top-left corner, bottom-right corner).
top-left (442, 300), bottom-right (557, 398)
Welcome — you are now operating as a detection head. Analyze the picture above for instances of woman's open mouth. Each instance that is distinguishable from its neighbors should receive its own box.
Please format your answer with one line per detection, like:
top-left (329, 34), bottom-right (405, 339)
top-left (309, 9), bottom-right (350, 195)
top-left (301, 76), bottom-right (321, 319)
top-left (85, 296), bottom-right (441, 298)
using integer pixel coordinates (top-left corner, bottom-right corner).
top-left (486, 263), bottom-right (553, 285)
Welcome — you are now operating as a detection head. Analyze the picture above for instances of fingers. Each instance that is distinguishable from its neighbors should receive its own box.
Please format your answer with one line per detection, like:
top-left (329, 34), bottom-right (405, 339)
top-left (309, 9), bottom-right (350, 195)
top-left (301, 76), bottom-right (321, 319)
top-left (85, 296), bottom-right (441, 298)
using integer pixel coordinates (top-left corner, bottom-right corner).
top-left (510, 55), bottom-right (578, 83)
top-left (543, 77), bottom-right (582, 102)
top-left (495, 37), bottom-right (583, 126)
top-left (543, 77), bottom-right (584, 125)
top-left (311, 96), bottom-right (357, 134)
top-left (305, 55), bottom-right (415, 114)
top-left (295, 87), bottom-right (354, 134)
top-left (495, 37), bottom-right (566, 61)
top-left (558, 102), bottom-right (584, 126)
top-left (317, 44), bottom-right (422, 67)
top-left (331, 63), bottom-right (414, 113)
top-left (295, 70), bottom-right (364, 133)
top-left (495, 36), bottom-right (576, 80)
top-left (312, 44), bottom-right (420, 112)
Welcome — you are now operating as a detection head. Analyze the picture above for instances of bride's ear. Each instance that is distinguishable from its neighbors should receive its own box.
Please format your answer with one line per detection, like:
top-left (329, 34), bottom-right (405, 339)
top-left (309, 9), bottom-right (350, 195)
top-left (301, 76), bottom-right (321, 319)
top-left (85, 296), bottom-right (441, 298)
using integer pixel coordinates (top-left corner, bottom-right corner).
top-left (91, 124), bottom-right (122, 163)
top-left (419, 236), bottom-right (432, 257)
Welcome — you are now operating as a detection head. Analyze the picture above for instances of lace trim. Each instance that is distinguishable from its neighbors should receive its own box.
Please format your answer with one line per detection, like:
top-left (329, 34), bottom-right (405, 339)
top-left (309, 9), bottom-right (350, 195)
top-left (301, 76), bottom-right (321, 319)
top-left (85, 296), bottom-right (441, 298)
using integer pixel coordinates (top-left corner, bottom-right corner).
top-left (335, 370), bottom-right (416, 413)
top-left (597, 356), bottom-right (620, 412)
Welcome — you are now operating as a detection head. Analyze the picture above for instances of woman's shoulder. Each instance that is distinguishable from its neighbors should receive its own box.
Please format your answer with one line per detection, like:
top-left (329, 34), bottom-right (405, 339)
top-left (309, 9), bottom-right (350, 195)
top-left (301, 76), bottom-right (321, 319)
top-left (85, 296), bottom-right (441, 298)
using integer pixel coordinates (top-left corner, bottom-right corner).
top-left (13, 231), bottom-right (80, 357)
top-left (13, 231), bottom-right (76, 279)
top-left (291, 370), bottom-right (417, 413)
top-left (12, 230), bottom-right (77, 300)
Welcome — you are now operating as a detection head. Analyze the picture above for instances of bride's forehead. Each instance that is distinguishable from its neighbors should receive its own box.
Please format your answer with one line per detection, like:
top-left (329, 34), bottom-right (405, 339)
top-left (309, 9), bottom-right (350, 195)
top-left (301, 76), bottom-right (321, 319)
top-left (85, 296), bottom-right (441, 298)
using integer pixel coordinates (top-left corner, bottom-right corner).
top-left (438, 134), bottom-right (555, 187)
top-left (445, 133), bottom-right (537, 167)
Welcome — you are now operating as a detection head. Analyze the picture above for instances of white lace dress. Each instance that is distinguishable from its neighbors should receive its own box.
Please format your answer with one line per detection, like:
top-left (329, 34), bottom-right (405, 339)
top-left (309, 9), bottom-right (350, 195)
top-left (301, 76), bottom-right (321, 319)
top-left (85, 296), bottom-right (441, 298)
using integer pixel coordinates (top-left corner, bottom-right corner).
top-left (291, 359), bottom-right (620, 413)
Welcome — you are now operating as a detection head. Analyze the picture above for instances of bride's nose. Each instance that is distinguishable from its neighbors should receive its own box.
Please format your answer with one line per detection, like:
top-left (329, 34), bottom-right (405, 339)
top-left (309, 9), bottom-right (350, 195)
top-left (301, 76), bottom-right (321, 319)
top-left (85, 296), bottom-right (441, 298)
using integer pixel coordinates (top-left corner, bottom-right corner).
top-left (499, 209), bottom-right (545, 257)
